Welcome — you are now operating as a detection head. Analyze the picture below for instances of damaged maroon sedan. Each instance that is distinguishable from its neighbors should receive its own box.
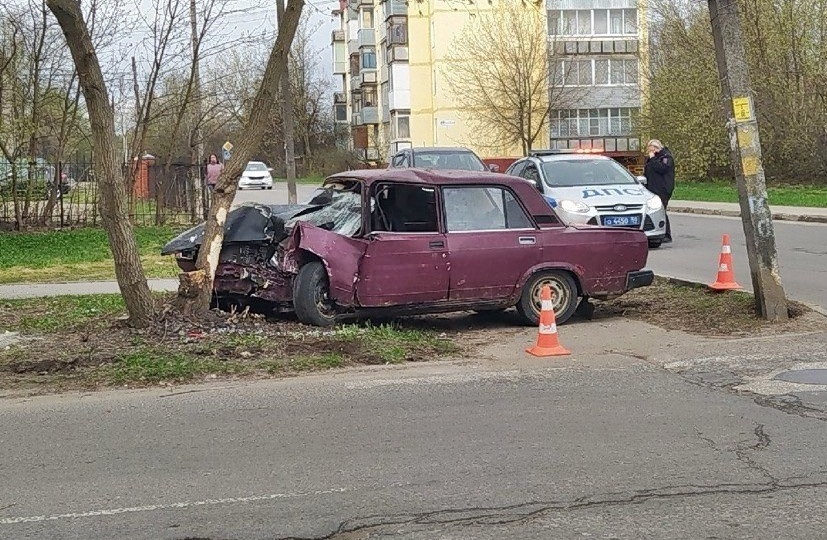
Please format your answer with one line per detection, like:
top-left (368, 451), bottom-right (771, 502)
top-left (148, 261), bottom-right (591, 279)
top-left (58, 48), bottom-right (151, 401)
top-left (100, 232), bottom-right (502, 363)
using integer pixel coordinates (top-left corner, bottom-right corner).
top-left (162, 169), bottom-right (654, 327)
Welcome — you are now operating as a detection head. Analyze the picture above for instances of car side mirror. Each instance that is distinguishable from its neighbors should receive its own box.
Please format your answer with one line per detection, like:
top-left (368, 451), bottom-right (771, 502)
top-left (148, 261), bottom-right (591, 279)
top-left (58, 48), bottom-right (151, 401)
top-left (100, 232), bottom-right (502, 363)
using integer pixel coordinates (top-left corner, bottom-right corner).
top-left (636, 175), bottom-right (647, 185)
top-left (487, 163), bottom-right (500, 172)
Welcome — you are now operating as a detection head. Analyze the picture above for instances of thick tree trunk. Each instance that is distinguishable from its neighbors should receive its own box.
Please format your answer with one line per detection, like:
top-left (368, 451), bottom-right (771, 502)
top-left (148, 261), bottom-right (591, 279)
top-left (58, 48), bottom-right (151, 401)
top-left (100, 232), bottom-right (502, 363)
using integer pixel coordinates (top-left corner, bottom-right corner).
top-left (176, 0), bottom-right (305, 315)
top-left (47, 0), bottom-right (154, 328)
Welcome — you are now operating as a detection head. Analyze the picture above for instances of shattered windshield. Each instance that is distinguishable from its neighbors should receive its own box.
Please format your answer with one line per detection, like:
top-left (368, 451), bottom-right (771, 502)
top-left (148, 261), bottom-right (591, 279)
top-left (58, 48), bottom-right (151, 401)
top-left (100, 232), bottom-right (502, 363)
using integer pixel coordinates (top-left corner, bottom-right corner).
top-left (286, 191), bottom-right (362, 237)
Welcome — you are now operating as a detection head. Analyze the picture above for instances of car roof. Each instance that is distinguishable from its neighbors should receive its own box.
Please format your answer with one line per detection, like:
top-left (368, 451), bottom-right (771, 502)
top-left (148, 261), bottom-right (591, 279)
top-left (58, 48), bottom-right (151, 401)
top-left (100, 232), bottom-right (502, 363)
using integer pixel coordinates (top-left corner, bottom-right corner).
top-left (326, 168), bottom-right (522, 188)
top-left (407, 147), bottom-right (477, 154)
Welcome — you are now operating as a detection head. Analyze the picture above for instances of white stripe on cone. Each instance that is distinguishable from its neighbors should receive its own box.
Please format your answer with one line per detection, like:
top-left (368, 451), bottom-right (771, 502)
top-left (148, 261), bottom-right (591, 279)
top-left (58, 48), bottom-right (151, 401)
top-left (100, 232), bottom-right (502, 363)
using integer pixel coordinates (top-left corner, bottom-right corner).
top-left (722, 245), bottom-right (731, 254)
top-left (719, 263), bottom-right (728, 272)
top-left (541, 299), bottom-right (554, 311)
top-left (539, 323), bottom-right (557, 335)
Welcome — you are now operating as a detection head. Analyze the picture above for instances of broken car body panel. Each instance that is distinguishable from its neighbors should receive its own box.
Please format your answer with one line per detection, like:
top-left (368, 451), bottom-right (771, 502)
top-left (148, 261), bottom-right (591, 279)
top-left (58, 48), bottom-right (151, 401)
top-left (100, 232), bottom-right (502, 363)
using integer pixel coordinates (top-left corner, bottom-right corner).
top-left (162, 168), bottom-right (654, 323)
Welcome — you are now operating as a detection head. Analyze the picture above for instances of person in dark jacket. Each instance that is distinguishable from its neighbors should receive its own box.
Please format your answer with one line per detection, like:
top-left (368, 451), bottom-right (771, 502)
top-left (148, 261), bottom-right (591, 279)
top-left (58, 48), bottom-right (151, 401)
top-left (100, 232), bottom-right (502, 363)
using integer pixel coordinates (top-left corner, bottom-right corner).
top-left (644, 139), bottom-right (675, 243)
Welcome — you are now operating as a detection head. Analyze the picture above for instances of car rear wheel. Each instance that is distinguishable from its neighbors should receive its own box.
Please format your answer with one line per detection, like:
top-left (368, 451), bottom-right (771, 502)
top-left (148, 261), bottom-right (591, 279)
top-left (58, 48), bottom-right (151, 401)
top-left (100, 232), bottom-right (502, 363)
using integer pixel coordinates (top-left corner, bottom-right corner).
top-left (293, 261), bottom-right (337, 327)
top-left (648, 239), bottom-right (662, 249)
top-left (516, 270), bottom-right (579, 326)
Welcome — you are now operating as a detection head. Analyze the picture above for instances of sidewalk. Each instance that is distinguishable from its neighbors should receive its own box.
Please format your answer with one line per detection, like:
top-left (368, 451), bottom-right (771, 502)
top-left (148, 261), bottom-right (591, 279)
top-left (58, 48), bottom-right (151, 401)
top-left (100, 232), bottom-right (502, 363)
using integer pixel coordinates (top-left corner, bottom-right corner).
top-left (670, 200), bottom-right (827, 223)
top-left (0, 279), bottom-right (178, 299)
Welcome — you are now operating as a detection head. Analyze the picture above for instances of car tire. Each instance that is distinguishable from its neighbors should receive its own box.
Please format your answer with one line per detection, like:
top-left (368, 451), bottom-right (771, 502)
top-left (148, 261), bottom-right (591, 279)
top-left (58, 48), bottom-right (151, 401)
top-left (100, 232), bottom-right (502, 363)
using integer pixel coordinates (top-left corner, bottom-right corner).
top-left (293, 261), bottom-right (337, 327)
top-left (648, 239), bottom-right (662, 249)
top-left (516, 270), bottom-right (579, 326)
top-left (267, 186), bottom-right (273, 190)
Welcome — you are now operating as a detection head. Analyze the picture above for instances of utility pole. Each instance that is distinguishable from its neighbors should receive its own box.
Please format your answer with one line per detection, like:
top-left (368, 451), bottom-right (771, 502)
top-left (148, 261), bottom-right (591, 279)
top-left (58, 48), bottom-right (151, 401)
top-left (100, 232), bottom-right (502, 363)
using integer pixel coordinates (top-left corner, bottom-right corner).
top-left (276, 0), bottom-right (297, 204)
top-left (708, 0), bottom-right (788, 321)
top-left (189, 0), bottom-right (205, 219)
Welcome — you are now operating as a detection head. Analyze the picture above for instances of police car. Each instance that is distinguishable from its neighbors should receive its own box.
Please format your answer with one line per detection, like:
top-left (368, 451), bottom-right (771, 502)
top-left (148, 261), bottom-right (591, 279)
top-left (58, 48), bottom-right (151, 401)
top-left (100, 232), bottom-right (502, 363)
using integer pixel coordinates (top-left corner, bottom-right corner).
top-left (505, 150), bottom-right (667, 248)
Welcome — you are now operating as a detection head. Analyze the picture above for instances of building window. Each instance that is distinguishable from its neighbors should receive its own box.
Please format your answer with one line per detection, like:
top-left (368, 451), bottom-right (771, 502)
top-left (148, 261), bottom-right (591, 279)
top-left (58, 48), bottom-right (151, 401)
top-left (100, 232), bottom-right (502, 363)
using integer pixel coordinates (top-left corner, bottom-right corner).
top-left (551, 9), bottom-right (637, 36)
top-left (550, 108), bottom-right (636, 138)
top-left (362, 48), bottom-right (376, 69)
top-left (361, 8), bottom-right (374, 29)
top-left (363, 86), bottom-right (377, 107)
top-left (393, 114), bottom-right (410, 139)
top-left (335, 104), bottom-right (347, 122)
top-left (562, 58), bottom-right (638, 86)
top-left (387, 16), bottom-right (407, 45)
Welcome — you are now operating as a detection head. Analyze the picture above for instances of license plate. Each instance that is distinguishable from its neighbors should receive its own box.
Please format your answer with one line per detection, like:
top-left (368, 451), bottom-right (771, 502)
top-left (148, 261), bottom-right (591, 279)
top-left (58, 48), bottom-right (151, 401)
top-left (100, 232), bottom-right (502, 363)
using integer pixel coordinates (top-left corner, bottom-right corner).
top-left (602, 215), bottom-right (641, 227)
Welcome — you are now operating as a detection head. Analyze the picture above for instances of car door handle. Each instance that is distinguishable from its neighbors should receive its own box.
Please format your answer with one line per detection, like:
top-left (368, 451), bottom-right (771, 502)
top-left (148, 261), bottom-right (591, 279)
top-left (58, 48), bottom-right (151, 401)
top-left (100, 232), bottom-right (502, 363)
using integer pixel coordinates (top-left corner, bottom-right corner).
top-left (429, 240), bottom-right (445, 249)
top-left (518, 236), bottom-right (536, 245)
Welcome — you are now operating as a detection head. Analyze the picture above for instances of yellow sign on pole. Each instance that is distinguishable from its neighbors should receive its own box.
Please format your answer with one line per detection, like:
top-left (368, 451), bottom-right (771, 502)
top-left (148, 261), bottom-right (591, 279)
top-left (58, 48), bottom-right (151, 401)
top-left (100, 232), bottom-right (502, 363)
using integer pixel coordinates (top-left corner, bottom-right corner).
top-left (222, 141), bottom-right (233, 152)
top-left (742, 155), bottom-right (759, 176)
top-left (733, 97), bottom-right (752, 122)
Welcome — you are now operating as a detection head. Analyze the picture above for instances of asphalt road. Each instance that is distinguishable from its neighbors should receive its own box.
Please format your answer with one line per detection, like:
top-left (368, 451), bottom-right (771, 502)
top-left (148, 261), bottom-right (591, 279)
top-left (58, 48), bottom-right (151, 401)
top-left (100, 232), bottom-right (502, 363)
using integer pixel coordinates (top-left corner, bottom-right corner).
top-left (2, 322), bottom-right (827, 539)
top-left (648, 214), bottom-right (827, 311)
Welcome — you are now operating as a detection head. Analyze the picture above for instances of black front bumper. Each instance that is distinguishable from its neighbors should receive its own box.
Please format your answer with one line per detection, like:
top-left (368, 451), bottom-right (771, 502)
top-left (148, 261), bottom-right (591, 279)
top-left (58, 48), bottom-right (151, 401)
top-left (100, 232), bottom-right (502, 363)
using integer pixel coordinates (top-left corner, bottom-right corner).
top-left (627, 269), bottom-right (655, 290)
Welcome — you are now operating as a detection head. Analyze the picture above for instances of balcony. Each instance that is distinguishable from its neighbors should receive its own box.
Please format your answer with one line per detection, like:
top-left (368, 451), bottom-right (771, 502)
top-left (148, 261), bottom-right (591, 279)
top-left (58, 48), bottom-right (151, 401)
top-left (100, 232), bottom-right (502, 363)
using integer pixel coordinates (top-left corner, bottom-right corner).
top-left (358, 28), bottom-right (376, 48)
top-left (379, 64), bottom-right (388, 83)
top-left (334, 92), bottom-right (347, 104)
top-left (348, 38), bottom-right (360, 57)
top-left (550, 136), bottom-right (641, 153)
top-left (351, 112), bottom-right (362, 126)
top-left (331, 29), bottom-right (345, 42)
top-left (333, 60), bottom-right (347, 74)
top-left (360, 68), bottom-right (378, 85)
top-left (362, 106), bottom-right (379, 124)
top-left (384, 0), bottom-right (407, 18)
top-left (387, 90), bottom-right (410, 111)
top-left (386, 45), bottom-right (408, 63)
top-left (354, 147), bottom-right (381, 161)
top-left (350, 74), bottom-right (361, 91)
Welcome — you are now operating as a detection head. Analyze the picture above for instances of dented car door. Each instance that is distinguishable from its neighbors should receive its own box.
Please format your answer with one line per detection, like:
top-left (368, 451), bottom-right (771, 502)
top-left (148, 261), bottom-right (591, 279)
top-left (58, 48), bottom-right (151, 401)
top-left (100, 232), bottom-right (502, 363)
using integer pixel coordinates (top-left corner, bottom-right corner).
top-left (355, 182), bottom-right (450, 307)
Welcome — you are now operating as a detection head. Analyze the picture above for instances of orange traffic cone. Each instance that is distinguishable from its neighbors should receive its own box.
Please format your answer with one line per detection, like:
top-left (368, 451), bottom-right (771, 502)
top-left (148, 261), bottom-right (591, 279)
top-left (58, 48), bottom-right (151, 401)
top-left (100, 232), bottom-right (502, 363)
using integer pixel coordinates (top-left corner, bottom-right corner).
top-left (710, 234), bottom-right (742, 290)
top-left (526, 285), bottom-right (571, 357)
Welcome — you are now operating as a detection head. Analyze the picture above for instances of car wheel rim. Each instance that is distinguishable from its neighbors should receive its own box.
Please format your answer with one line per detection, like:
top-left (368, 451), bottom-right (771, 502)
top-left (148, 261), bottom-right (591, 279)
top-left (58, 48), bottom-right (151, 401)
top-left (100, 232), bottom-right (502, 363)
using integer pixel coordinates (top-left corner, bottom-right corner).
top-left (314, 283), bottom-right (336, 320)
top-left (531, 277), bottom-right (568, 316)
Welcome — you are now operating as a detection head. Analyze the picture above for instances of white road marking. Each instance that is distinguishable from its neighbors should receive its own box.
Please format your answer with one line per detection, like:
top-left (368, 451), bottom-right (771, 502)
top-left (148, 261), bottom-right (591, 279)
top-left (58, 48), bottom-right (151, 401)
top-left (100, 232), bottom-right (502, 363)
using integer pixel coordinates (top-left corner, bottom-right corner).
top-left (0, 487), bottom-right (348, 525)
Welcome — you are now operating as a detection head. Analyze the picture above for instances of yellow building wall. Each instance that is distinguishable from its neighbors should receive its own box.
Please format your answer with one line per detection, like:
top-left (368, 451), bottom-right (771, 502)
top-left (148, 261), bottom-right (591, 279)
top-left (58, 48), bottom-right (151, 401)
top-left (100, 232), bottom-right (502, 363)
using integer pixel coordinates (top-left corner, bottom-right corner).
top-left (408, 1), bottom-right (548, 159)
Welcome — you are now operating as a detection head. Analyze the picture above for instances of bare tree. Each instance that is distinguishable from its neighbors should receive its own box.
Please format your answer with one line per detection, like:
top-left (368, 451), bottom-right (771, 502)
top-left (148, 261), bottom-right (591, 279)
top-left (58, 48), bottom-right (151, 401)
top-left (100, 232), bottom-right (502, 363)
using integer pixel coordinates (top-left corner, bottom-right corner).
top-left (176, 0), bottom-right (305, 314)
top-left (443, 1), bottom-right (567, 155)
top-left (289, 21), bottom-right (330, 172)
top-left (47, 0), bottom-right (155, 327)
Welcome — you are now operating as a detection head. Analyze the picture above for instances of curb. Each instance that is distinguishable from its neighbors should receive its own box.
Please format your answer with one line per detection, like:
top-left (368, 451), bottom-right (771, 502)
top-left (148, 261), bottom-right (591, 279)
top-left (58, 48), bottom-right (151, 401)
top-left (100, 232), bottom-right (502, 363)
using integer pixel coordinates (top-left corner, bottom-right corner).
top-left (670, 206), bottom-right (827, 224)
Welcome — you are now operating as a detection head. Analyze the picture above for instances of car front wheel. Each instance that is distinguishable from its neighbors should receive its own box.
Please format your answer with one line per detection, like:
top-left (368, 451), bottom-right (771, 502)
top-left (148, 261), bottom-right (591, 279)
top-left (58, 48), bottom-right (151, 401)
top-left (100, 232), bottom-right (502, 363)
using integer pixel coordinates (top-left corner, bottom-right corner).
top-left (293, 261), bottom-right (337, 327)
top-left (648, 238), bottom-right (662, 249)
top-left (516, 270), bottom-right (579, 326)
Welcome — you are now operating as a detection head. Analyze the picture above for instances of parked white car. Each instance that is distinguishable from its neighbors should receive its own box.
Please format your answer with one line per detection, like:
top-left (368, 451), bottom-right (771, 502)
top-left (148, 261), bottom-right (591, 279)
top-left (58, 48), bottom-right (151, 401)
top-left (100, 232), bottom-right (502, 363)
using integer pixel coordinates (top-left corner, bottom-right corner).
top-left (238, 161), bottom-right (274, 190)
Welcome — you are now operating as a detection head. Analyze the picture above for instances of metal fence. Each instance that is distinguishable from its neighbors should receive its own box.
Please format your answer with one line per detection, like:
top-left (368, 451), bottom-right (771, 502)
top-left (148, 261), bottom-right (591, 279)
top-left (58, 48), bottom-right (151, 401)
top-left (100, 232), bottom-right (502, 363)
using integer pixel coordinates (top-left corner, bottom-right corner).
top-left (0, 161), bottom-right (209, 230)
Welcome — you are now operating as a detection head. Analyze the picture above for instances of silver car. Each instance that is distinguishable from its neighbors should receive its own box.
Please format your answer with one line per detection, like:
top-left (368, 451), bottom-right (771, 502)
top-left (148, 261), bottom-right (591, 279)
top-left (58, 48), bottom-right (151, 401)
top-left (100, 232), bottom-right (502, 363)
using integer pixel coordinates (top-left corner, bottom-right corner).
top-left (506, 150), bottom-right (667, 248)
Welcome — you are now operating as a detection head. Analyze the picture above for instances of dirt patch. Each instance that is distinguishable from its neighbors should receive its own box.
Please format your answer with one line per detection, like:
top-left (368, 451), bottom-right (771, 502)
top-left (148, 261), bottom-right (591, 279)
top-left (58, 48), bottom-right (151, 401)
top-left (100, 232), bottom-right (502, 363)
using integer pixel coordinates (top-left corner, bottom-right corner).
top-left (0, 295), bottom-right (459, 394)
top-left (595, 277), bottom-right (824, 336)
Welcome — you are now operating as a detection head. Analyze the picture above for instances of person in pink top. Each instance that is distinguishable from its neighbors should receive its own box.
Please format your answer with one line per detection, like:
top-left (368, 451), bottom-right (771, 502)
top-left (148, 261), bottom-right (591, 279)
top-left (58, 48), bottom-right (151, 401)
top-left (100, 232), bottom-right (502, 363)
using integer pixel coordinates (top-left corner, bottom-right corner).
top-left (205, 153), bottom-right (223, 191)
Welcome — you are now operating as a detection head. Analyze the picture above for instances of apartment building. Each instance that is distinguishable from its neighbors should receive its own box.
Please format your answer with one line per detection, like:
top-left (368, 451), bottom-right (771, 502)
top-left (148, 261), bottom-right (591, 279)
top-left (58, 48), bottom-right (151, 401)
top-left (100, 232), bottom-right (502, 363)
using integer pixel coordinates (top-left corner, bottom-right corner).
top-left (548, 0), bottom-right (648, 171)
top-left (332, 0), bottom-right (411, 162)
top-left (332, 0), bottom-right (647, 166)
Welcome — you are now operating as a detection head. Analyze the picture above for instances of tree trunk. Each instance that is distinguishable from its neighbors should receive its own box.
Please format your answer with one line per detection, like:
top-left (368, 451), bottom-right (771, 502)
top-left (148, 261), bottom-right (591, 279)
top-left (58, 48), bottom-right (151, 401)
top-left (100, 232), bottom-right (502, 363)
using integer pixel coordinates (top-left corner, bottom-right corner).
top-left (176, 0), bottom-right (305, 315)
top-left (47, 0), bottom-right (154, 328)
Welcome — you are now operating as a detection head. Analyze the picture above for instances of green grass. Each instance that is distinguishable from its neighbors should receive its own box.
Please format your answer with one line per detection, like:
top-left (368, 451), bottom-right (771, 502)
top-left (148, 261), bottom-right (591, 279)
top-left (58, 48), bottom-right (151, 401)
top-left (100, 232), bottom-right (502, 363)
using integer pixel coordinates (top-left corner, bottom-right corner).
top-left (338, 323), bottom-right (459, 364)
top-left (0, 294), bottom-right (126, 332)
top-left (0, 226), bottom-right (184, 283)
top-left (674, 180), bottom-right (827, 207)
top-left (107, 348), bottom-right (244, 384)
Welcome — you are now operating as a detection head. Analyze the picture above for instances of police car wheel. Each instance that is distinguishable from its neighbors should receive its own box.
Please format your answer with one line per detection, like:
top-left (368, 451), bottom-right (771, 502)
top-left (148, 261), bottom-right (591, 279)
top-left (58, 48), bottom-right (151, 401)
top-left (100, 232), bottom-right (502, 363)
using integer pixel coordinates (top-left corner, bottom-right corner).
top-left (648, 239), bottom-right (662, 249)
top-left (516, 270), bottom-right (579, 326)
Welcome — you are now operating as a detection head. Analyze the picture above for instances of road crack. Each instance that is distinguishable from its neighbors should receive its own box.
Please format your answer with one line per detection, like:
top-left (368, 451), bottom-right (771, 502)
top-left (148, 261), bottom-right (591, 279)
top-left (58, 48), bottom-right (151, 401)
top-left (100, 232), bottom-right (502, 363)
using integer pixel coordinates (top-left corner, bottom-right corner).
top-left (278, 478), bottom-right (827, 539)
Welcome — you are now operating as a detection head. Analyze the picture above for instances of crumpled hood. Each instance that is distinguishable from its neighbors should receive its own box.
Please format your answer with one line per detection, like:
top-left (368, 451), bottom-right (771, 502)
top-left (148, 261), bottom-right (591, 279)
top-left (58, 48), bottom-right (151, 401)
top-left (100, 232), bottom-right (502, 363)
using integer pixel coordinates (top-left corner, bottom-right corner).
top-left (161, 203), bottom-right (315, 255)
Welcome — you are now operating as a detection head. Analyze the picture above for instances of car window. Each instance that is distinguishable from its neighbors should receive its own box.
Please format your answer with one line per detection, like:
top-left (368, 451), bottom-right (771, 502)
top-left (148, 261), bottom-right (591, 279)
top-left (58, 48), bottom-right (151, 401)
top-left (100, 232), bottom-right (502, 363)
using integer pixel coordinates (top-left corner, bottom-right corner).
top-left (443, 186), bottom-right (534, 232)
top-left (372, 183), bottom-right (438, 233)
top-left (521, 165), bottom-right (540, 184)
top-left (245, 162), bottom-right (268, 172)
top-left (286, 190), bottom-right (363, 237)
top-left (541, 158), bottom-right (636, 187)
top-left (507, 161), bottom-right (526, 177)
top-left (391, 154), bottom-right (405, 168)
top-left (412, 151), bottom-right (486, 171)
